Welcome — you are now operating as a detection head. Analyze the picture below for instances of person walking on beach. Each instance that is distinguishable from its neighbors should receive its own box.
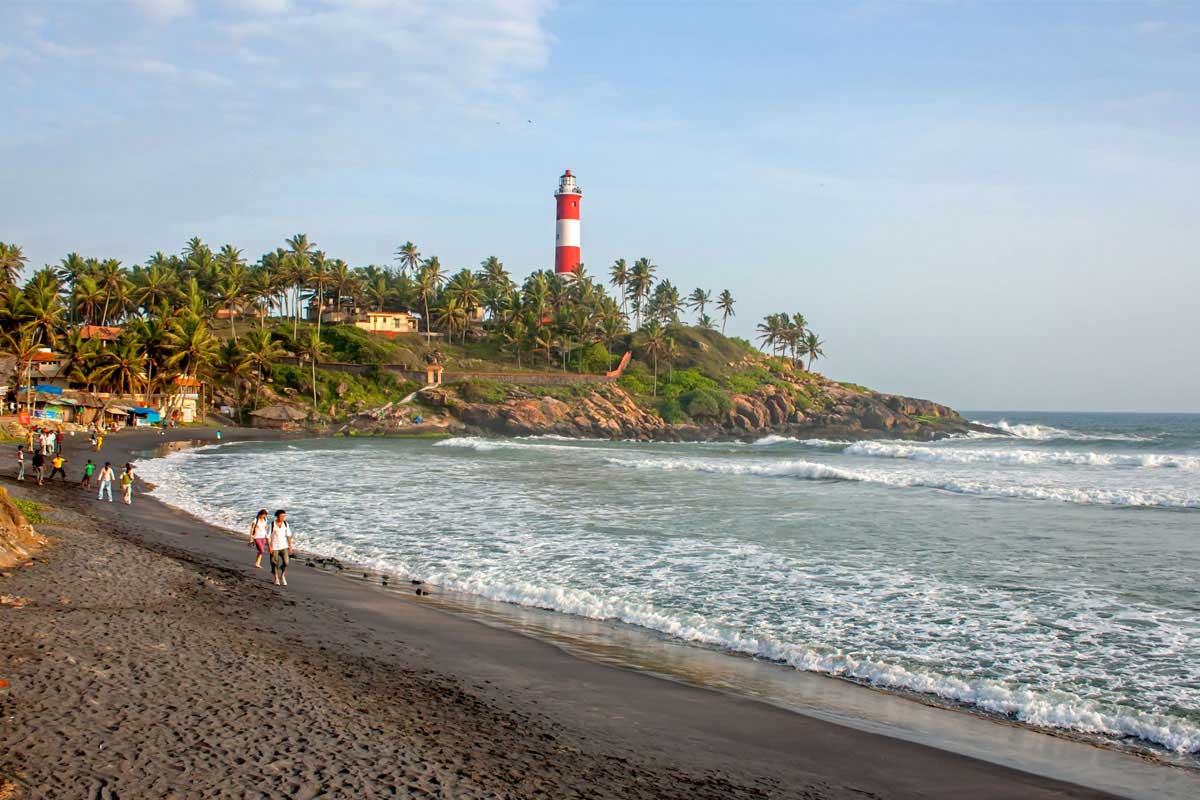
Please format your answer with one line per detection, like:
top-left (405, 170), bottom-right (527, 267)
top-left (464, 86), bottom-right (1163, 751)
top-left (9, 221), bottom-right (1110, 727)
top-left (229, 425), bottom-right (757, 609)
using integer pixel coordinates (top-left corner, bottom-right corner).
top-left (80, 459), bottom-right (95, 491)
top-left (95, 432), bottom-right (104, 452)
top-left (32, 450), bottom-right (45, 485)
top-left (48, 454), bottom-right (67, 482)
top-left (16, 445), bottom-right (24, 482)
top-left (268, 510), bottom-right (293, 586)
top-left (97, 462), bottom-right (114, 502)
top-left (119, 463), bottom-right (135, 505)
top-left (248, 509), bottom-right (270, 570)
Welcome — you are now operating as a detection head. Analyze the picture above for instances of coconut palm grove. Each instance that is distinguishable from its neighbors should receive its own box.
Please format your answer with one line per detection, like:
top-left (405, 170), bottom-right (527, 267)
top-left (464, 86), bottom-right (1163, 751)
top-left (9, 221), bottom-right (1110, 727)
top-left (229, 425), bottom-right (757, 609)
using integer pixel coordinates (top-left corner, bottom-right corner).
top-left (0, 236), bottom-right (826, 425)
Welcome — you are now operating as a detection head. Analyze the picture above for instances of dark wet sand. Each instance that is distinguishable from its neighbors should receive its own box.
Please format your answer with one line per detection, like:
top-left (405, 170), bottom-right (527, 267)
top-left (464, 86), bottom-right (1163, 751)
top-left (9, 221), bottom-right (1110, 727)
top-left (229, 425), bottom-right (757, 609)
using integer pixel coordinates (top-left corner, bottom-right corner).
top-left (0, 426), bottom-right (1124, 798)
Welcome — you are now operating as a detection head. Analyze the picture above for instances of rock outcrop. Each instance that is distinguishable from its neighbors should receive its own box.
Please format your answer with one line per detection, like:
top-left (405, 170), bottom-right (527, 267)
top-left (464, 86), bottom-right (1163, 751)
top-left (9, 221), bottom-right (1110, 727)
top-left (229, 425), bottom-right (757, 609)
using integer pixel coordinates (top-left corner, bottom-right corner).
top-left (419, 371), bottom-right (987, 442)
top-left (0, 488), bottom-right (47, 569)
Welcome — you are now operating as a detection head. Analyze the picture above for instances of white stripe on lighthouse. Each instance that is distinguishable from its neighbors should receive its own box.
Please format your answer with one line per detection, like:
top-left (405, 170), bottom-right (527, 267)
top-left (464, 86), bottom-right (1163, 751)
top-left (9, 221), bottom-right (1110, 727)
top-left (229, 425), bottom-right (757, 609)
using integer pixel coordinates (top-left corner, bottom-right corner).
top-left (556, 218), bottom-right (580, 248)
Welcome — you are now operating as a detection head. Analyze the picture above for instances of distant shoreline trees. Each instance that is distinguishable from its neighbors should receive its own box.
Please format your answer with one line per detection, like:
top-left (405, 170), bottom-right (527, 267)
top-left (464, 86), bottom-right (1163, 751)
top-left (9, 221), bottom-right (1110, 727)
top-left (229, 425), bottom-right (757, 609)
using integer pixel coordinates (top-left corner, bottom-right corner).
top-left (0, 235), bottom-right (824, 415)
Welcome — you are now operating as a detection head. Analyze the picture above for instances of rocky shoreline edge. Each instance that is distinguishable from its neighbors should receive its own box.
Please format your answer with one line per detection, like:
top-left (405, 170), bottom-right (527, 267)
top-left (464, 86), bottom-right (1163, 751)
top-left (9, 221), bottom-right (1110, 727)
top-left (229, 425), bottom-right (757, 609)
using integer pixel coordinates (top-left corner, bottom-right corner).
top-left (339, 377), bottom-right (1000, 442)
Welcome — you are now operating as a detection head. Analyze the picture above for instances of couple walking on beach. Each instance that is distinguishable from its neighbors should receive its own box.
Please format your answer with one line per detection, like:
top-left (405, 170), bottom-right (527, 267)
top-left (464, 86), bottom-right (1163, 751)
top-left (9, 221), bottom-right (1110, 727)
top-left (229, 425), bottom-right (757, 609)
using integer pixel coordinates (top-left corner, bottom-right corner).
top-left (248, 509), bottom-right (294, 586)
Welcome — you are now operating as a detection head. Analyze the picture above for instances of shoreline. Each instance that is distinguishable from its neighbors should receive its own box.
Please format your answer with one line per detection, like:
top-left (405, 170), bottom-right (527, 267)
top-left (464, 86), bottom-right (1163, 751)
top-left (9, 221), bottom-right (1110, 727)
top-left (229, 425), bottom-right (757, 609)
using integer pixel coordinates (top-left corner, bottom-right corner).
top-left (128, 433), bottom-right (1199, 771)
top-left (1, 425), bottom-right (1191, 798)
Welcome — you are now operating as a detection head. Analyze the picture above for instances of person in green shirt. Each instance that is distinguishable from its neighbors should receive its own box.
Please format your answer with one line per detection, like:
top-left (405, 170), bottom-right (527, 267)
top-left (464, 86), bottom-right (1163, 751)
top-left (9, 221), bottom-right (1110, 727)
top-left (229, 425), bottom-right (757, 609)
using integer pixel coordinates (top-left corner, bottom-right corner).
top-left (80, 459), bottom-right (96, 491)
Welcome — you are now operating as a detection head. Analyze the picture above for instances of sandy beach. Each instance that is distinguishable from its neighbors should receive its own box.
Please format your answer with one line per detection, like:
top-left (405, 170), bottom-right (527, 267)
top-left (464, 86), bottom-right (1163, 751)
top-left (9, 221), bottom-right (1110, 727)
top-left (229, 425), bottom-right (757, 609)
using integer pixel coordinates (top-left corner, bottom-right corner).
top-left (0, 426), bottom-right (1130, 799)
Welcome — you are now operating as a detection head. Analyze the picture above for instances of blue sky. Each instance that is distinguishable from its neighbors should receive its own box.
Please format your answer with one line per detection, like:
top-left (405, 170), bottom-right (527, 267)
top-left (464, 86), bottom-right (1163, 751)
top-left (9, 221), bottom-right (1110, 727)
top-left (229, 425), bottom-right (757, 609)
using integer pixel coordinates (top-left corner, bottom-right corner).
top-left (2, 0), bottom-right (1197, 411)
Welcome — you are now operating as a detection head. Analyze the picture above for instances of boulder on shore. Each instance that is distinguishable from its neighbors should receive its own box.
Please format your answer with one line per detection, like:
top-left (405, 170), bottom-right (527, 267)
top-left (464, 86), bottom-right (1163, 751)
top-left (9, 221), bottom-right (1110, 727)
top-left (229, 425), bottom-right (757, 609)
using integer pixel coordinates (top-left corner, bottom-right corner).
top-left (0, 488), bottom-right (47, 569)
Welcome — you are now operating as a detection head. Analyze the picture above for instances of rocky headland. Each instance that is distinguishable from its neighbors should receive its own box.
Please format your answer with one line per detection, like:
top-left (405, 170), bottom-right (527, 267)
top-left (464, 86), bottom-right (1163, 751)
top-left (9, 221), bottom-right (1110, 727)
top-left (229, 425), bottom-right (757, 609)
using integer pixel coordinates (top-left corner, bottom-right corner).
top-left (410, 372), bottom-right (989, 442)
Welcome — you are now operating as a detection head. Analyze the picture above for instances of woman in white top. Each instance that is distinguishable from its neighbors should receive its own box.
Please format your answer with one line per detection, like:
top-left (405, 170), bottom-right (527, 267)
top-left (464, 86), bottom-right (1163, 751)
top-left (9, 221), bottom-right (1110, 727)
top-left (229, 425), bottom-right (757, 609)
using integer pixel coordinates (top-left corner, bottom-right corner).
top-left (268, 509), bottom-right (294, 586)
top-left (247, 509), bottom-right (270, 570)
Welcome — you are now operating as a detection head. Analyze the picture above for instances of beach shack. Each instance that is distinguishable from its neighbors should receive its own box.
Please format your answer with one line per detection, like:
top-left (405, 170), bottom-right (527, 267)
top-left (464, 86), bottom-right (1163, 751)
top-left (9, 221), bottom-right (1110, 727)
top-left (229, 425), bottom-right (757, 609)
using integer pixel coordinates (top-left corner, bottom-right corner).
top-left (30, 386), bottom-right (79, 422)
top-left (128, 407), bottom-right (162, 427)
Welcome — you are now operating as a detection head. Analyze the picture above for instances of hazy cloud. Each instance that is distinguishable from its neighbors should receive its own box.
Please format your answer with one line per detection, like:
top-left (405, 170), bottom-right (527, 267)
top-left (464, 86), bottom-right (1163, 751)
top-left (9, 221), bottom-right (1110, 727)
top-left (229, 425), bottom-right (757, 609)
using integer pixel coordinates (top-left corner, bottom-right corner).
top-left (129, 0), bottom-right (195, 22)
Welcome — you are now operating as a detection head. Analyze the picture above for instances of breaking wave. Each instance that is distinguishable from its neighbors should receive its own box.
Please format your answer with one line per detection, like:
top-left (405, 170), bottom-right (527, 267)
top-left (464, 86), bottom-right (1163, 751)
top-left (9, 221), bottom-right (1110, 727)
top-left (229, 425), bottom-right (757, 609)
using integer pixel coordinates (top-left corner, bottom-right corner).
top-left (971, 420), bottom-right (1158, 442)
top-left (843, 441), bottom-right (1200, 470)
top-left (604, 456), bottom-right (1200, 509)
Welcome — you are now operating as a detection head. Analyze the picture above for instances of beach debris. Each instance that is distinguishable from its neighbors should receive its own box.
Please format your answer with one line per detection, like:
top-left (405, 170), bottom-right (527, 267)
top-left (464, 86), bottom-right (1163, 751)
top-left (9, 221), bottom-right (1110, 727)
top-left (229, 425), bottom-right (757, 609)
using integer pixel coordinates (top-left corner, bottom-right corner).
top-left (0, 594), bottom-right (29, 608)
top-left (411, 579), bottom-right (422, 585)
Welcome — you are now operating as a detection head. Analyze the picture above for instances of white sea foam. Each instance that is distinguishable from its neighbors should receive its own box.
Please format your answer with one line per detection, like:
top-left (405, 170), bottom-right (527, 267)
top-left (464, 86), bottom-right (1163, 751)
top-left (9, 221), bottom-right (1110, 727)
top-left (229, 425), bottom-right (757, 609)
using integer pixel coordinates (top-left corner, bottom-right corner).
top-left (843, 441), bottom-right (1200, 470)
top-left (416, 571), bottom-right (1200, 754)
top-left (604, 455), bottom-right (1200, 509)
top-left (135, 436), bottom-right (1200, 758)
top-left (971, 420), bottom-right (1157, 442)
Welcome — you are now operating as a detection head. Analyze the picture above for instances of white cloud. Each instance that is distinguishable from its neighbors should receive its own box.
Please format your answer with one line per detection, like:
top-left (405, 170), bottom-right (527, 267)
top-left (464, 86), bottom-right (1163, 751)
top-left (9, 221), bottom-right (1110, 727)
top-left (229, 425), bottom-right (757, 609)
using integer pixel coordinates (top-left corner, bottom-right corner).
top-left (128, 0), bottom-right (195, 22)
top-left (222, 0), bottom-right (291, 12)
top-left (226, 0), bottom-right (555, 99)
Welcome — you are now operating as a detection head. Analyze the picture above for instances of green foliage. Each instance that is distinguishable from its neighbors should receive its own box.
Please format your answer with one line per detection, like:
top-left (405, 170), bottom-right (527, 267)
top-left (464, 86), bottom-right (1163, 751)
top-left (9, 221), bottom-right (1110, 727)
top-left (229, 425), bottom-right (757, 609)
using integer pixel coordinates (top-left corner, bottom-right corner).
top-left (657, 368), bottom-right (718, 399)
top-left (271, 364), bottom-right (418, 417)
top-left (678, 387), bottom-right (732, 420)
top-left (837, 381), bottom-right (871, 394)
top-left (13, 498), bottom-right (47, 524)
top-left (723, 371), bottom-right (762, 395)
top-left (458, 378), bottom-right (508, 404)
top-left (316, 324), bottom-right (399, 364)
top-left (617, 365), bottom-right (656, 396)
top-left (578, 342), bottom-right (611, 374)
top-left (655, 397), bottom-right (688, 423)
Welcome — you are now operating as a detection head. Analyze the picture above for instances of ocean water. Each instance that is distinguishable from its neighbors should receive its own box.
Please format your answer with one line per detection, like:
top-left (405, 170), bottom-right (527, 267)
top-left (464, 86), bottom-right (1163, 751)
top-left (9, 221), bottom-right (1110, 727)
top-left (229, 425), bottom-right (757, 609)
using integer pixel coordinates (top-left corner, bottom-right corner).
top-left (138, 412), bottom-right (1200, 760)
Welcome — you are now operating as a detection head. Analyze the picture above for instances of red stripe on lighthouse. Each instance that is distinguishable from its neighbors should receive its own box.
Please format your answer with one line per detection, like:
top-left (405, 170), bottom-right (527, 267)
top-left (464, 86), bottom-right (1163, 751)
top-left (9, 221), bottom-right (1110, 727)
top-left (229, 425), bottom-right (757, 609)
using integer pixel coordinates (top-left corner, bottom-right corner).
top-left (555, 246), bottom-right (581, 273)
top-left (556, 194), bottom-right (580, 220)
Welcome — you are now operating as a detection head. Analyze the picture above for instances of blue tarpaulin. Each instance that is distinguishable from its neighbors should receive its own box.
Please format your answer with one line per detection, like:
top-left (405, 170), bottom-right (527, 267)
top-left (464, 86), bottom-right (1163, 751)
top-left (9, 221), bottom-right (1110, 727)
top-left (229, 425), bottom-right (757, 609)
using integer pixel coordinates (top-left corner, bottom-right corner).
top-left (129, 407), bottom-right (162, 422)
top-left (35, 385), bottom-right (63, 394)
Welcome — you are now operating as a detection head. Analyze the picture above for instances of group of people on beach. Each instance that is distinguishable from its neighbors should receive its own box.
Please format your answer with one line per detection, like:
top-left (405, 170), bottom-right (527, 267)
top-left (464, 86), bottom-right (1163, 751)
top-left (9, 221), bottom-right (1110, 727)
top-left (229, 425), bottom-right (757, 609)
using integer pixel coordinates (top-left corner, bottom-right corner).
top-left (16, 427), bottom-right (136, 503)
top-left (247, 509), bottom-right (294, 586)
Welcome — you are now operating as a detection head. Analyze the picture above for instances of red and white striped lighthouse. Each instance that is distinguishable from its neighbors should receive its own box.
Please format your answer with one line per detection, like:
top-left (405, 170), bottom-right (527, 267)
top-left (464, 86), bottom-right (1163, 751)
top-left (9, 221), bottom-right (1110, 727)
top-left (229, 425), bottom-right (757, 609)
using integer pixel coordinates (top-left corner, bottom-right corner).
top-left (554, 169), bottom-right (582, 274)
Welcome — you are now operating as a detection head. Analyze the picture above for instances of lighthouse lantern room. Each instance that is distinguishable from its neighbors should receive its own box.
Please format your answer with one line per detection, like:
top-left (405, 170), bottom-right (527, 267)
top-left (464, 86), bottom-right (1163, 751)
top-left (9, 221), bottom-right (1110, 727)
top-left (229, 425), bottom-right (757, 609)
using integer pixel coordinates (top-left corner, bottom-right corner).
top-left (554, 169), bottom-right (582, 274)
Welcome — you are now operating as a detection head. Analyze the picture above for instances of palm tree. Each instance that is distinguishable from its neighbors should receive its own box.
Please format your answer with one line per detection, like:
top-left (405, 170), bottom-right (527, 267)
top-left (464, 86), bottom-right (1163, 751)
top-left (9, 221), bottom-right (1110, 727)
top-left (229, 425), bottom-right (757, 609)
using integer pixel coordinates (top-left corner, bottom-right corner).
top-left (56, 252), bottom-right (88, 296)
top-left (435, 297), bottom-right (470, 344)
top-left (71, 275), bottom-right (104, 326)
top-left (638, 319), bottom-right (667, 397)
top-left (97, 339), bottom-right (147, 397)
top-left (0, 243), bottom-right (28, 286)
top-left (240, 328), bottom-right (286, 408)
top-left (415, 257), bottom-right (445, 343)
top-left (477, 256), bottom-right (510, 293)
top-left (756, 313), bottom-right (789, 357)
top-left (131, 262), bottom-right (178, 316)
top-left (687, 288), bottom-right (711, 323)
top-left (96, 259), bottom-right (127, 326)
top-left (22, 281), bottom-right (66, 348)
top-left (628, 257), bottom-right (656, 329)
top-left (165, 315), bottom-right (219, 389)
top-left (609, 258), bottom-right (630, 315)
top-left (394, 241), bottom-right (421, 277)
top-left (804, 331), bottom-right (825, 371)
top-left (216, 244), bottom-right (247, 342)
top-left (445, 269), bottom-right (483, 323)
top-left (308, 250), bottom-right (331, 336)
top-left (295, 330), bottom-right (330, 411)
top-left (285, 233), bottom-right (314, 338)
top-left (717, 290), bottom-right (735, 334)
top-left (217, 339), bottom-right (253, 422)
top-left (330, 259), bottom-right (353, 317)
